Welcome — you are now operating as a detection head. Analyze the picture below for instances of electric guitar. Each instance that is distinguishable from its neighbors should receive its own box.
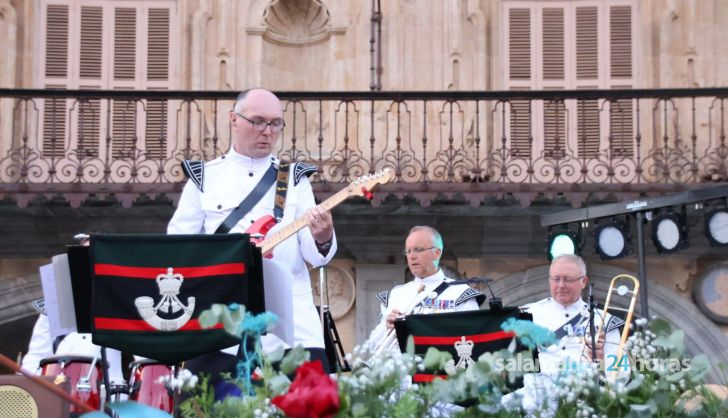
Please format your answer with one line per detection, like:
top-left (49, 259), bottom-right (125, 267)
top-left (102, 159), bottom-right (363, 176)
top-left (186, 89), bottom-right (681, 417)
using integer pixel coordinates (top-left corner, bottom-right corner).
top-left (245, 168), bottom-right (394, 256)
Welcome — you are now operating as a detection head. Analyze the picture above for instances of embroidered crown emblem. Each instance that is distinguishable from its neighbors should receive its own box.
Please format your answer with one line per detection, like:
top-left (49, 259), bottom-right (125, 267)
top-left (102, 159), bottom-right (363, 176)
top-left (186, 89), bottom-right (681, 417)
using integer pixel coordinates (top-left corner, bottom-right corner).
top-left (157, 267), bottom-right (183, 295)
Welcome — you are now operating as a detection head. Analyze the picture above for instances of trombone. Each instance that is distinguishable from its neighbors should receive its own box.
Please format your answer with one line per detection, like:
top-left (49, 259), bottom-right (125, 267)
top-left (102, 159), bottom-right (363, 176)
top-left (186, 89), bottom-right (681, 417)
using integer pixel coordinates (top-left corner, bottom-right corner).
top-left (583, 274), bottom-right (640, 381)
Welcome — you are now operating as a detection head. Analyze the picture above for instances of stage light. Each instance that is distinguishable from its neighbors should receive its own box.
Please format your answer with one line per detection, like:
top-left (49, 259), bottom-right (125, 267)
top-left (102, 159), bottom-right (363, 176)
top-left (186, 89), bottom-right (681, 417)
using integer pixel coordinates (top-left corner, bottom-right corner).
top-left (594, 218), bottom-right (631, 260)
top-left (547, 229), bottom-right (579, 261)
top-left (705, 208), bottom-right (728, 247)
top-left (651, 211), bottom-right (689, 253)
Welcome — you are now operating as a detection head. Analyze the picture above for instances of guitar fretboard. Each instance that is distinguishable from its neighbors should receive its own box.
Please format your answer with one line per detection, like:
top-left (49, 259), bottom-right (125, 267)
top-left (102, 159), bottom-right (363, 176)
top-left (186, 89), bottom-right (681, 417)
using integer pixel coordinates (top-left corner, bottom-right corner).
top-left (258, 185), bottom-right (353, 254)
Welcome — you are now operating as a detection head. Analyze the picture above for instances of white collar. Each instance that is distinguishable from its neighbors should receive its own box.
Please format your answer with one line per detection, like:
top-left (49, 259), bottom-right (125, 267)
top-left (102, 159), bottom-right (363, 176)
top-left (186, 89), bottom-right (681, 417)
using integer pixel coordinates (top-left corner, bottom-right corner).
top-left (227, 148), bottom-right (277, 173)
top-left (550, 297), bottom-right (587, 313)
top-left (413, 269), bottom-right (446, 287)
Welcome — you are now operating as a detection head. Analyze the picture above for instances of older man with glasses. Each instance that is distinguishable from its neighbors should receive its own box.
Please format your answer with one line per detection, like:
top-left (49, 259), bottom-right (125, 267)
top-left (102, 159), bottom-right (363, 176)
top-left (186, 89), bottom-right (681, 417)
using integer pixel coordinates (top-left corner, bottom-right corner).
top-left (523, 254), bottom-right (625, 378)
top-left (169, 88), bottom-right (337, 378)
top-left (366, 226), bottom-right (484, 354)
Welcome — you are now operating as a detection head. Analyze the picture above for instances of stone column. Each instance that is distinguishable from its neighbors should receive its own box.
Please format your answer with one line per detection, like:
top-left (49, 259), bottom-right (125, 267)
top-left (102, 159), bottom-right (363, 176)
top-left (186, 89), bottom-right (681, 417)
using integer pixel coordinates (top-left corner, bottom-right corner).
top-left (0, 0), bottom-right (17, 163)
top-left (354, 264), bottom-right (406, 345)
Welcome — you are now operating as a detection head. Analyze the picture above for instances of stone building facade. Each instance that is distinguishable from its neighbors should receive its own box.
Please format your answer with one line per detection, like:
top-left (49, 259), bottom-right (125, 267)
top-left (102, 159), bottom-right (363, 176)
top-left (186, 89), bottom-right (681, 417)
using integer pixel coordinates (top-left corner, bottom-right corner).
top-left (1, 0), bottom-right (727, 377)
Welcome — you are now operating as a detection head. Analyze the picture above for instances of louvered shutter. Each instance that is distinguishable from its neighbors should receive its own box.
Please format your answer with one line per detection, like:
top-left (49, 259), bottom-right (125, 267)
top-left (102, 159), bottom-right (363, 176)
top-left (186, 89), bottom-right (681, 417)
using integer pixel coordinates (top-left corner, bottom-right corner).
top-left (509, 8), bottom-right (531, 81)
top-left (42, 4), bottom-right (70, 157)
top-left (542, 8), bottom-right (564, 81)
top-left (576, 6), bottom-right (598, 80)
top-left (145, 8), bottom-right (171, 159)
top-left (544, 99), bottom-right (567, 157)
top-left (78, 5), bottom-right (103, 157)
top-left (574, 6), bottom-right (600, 158)
top-left (508, 8), bottom-right (532, 158)
top-left (111, 7), bottom-right (137, 159)
top-left (577, 99), bottom-right (600, 158)
top-left (542, 8), bottom-right (566, 155)
top-left (510, 99), bottom-right (532, 158)
top-left (608, 5), bottom-right (634, 157)
top-left (610, 6), bottom-right (632, 79)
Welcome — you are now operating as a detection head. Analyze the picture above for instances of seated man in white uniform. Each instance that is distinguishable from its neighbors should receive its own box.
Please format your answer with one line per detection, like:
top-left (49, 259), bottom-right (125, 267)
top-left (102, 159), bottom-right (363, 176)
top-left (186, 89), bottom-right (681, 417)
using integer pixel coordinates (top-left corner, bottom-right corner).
top-left (21, 311), bottom-right (124, 385)
top-left (523, 254), bottom-right (625, 378)
top-left (367, 226), bottom-right (484, 354)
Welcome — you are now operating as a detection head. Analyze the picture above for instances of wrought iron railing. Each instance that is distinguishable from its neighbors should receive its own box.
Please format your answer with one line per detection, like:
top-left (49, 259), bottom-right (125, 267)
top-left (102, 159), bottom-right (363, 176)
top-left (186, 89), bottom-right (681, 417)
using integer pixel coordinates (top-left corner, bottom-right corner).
top-left (1, 88), bottom-right (727, 207)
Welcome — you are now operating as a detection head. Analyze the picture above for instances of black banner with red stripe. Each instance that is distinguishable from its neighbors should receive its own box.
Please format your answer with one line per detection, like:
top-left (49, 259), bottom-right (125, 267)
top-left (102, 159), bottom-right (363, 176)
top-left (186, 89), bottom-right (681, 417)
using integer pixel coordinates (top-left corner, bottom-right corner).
top-left (394, 307), bottom-right (532, 383)
top-left (90, 233), bottom-right (264, 364)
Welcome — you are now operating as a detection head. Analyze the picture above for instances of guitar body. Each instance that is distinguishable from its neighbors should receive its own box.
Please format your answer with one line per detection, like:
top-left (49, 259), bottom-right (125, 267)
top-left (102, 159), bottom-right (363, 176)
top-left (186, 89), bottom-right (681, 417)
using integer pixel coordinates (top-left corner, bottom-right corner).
top-left (246, 215), bottom-right (277, 258)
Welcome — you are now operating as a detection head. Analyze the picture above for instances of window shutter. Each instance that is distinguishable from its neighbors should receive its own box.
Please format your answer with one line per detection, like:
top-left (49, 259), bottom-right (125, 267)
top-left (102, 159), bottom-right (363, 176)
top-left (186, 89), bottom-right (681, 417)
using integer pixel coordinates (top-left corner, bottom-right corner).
top-left (45, 5), bottom-right (69, 78)
top-left (577, 99), bottom-right (600, 158)
top-left (111, 97), bottom-right (136, 159)
top-left (509, 8), bottom-right (531, 80)
top-left (510, 99), bottom-right (532, 158)
top-left (609, 98), bottom-right (633, 157)
top-left (114, 7), bottom-right (136, 81)
top-left (42, 88), bottom-right (67, 158)
top-left (77, 6), bottom-right (103, 157)
top-left (79, 6), bottom-right (102, 79)
top-left (77, 97), bottom-right (101, 157)
top-left (575, 6), bottom-right (598, 80)
top-left (544, 99), bottom-right (567, 156)
top-left (43, 5), bottom-right (69, 157)
top-left (147, 8), bottom-right (170, 81)
top-left (610, 5), bottom-right (632, 78)
top-left (111, 7), bottom-right (137, 158)
top-left (145, 8), bottom-right (171, 158)
top-left (145, 98), bottom-right (167, 159)
top-left (542, 8), bottom-right (564, 81)
top-left (609, 5), bottom-right (633, 156)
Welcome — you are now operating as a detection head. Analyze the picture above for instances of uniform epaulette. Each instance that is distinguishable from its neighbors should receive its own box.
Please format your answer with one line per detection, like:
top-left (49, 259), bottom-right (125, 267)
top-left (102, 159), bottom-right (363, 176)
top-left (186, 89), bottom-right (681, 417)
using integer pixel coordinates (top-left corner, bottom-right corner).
top-left (376, 290), bottom-right (390, 307)
top-left (32, 298), bottom-right (46, 315)
top-left (181, 160), bottom-right (205, 192)
top-left (455, 287), bottom-right (486, 307)
top-left (293, 161), bottom-right (318, 186)
top-left (605, 315), bottom-right (625, 333)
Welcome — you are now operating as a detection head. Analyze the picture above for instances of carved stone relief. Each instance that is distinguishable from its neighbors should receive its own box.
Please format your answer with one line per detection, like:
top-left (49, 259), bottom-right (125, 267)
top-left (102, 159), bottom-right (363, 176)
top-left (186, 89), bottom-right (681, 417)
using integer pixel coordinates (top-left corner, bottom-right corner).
top-left (308, 264), bottom-right (355, 320)
top-left (263, 0), bottom-right (333, 46)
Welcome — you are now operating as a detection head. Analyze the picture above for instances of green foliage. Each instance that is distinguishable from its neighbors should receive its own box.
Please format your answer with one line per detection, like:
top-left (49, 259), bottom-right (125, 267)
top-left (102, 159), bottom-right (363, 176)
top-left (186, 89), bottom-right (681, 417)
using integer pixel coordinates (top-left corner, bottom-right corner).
top-left (177, 315), bottom-right (728, 418)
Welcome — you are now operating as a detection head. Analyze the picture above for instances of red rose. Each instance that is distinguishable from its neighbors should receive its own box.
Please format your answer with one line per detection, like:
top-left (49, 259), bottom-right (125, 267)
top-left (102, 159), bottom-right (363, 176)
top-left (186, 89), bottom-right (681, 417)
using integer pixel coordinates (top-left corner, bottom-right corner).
top-left (272, 360), bottom-right (340, 418)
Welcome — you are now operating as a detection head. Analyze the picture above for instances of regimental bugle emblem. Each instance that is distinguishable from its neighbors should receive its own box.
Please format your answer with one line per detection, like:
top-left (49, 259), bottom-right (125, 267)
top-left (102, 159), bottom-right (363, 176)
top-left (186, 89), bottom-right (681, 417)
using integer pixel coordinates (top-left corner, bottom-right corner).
top-left (134, 267), bottom-right (196, 331)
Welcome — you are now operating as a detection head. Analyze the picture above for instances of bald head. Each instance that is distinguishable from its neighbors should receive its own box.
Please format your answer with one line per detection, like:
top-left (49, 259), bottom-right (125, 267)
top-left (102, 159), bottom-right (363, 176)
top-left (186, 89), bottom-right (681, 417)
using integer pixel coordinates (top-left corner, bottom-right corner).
top-left (230, 88), bottom-right (284, 158)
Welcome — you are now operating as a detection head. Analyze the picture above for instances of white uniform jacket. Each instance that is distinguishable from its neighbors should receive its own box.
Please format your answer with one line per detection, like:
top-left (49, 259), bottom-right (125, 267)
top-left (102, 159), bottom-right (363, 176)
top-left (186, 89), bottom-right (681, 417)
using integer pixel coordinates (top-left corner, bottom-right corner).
top-left (366, 269), bottom-right (484, 352)
top-left (168, 149), bottom-right (337, 350)
top-left (22, 315), bottom-right (124, 383)
top-left (523, 297), bottom-right (625, 377)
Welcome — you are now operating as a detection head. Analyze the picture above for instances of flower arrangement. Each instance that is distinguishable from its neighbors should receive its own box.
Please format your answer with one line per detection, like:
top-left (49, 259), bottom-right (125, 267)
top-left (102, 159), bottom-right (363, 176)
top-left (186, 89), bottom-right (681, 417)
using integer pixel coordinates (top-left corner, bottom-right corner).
top-left (174, 305), bottom-right (728, 418)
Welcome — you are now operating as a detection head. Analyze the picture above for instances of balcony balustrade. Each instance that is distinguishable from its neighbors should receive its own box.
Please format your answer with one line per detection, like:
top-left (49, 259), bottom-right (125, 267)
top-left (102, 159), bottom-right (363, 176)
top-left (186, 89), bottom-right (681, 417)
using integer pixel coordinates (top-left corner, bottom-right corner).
top-left (0, 88), bottom-right (727, 208)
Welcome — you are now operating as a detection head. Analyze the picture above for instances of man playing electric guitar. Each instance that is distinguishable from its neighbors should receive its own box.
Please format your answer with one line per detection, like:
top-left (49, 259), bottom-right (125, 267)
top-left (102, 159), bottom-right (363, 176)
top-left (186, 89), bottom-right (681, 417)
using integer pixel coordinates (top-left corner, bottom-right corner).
top-left (168, 88), bottom-right (337, 374)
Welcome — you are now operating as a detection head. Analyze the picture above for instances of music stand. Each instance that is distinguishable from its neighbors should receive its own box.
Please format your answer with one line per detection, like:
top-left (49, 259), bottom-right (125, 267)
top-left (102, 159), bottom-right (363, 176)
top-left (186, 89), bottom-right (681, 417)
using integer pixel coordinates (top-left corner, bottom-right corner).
top-left (84, 233), bottom-right (265, 365)
top-left (394, 307), bottom-right (534, 384)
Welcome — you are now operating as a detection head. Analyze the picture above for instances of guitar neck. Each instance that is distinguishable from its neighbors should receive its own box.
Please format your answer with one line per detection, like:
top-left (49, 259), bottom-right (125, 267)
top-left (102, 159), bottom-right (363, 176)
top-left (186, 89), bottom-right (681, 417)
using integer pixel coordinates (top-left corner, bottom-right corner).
top-left (258, 186), bottom-right (351, 254)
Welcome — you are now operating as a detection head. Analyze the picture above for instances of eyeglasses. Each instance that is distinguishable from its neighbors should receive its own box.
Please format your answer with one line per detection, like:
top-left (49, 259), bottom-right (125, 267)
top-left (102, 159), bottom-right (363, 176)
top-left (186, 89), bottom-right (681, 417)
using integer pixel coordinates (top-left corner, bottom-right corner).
top-left (403, 247), bottom-right (436, 256)
top-left (548, 275), bottom-right (585, 284)
top-left (235, 113), bottom-right (286, 133)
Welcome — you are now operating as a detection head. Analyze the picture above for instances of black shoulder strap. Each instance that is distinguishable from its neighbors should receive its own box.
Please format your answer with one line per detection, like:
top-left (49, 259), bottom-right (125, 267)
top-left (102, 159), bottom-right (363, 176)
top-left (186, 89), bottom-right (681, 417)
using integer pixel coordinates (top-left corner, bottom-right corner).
top-left (214, 164), bottom-right (278, 234)
top-left (552, 312), bottom-right (588, 340)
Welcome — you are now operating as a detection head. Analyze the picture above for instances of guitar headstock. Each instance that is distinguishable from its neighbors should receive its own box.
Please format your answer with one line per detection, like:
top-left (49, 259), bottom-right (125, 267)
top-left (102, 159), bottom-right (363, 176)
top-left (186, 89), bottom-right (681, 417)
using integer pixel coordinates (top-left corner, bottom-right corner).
top-left (347, 168), bottom-right (394, 197)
